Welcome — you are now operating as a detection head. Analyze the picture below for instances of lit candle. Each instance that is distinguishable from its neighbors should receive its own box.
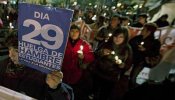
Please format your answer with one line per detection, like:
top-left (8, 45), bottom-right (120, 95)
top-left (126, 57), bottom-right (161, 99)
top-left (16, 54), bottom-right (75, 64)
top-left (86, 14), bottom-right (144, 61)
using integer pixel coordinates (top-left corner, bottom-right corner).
top-left (7, 16), bottom-right (9, 20)
top-left (115, 56), bottom-right (122, 64)
top-left (140, 41), bottom-right (144, 45)
top-left (111, 51), bottom-right (115, 55)
top-left (115, 56), bottom-right (118, 60)
top-left (9, 22), bottom-right (12, 27)
top-left (77, 45), bottom-right (84, 54)
top-left (108, 33), bottom-right (112, 37)
top-left (78, 17), bottom-right (82, 21)
top-left (103, 13), bottom-right (106, 17)
top-left (118, 59), bottom-right (122, 64)
top-left (9, 22), bottom-right (14, 29)
top-left (80, 45), bottom-right (83, 51)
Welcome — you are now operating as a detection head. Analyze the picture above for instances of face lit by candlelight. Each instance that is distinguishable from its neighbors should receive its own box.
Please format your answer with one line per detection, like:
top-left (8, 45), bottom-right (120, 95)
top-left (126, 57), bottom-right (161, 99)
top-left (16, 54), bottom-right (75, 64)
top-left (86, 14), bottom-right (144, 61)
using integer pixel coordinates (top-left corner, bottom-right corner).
top-left (70, 28), bottom-right (80, 40)
top-left (141, 27), bottom-right (150, 39)
top-left (110, 17), bottom-right (120, 28)
top-left (113, 33), bottom-right (124, 45)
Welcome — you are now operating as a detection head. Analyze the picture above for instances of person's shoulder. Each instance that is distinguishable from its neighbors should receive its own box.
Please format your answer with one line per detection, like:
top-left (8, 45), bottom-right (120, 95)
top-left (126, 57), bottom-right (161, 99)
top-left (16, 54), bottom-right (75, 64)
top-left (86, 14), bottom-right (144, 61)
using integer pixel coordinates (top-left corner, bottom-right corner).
top-left (98, 25), bottom-right (107, 31)
top-left (79, 39), bottom-right (92, 47)
top-left (61, 83), bottom-right (73, 90)
top-left (129, 35), bottom-right (142, 42)
top-left (131, 22), bottom-right (143, 28)
top-left (61, 83), bottom-right (74, 99)
top-left (153, 39), bottom-right (161, 45)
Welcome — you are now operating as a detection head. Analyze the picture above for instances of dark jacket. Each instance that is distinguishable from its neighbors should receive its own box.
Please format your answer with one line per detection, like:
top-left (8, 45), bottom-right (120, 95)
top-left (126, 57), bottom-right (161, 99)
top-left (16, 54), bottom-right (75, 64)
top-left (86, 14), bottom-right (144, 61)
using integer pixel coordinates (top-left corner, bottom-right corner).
top-left (131, 22), bottom-right (144, 28)
top-left (93, 41), bottom-right (132, 81)
top-left (129, 35), bottom-right (161, 67)
top-left (0, 58), bottom-right (74, 100)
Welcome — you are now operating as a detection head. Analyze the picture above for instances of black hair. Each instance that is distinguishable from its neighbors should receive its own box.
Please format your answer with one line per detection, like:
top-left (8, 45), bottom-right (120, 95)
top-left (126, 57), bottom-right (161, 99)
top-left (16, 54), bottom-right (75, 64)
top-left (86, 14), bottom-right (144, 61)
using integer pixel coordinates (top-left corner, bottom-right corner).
top-left (138, 13), bottom-right (148, 19)
top-left (70, 24), bottom-right (80, 31)
top-left (110, 13), bottom-right (121, 21)
top-left (112, 26), bottom-right (129, 43)
top-left (160, 14), bottom-right (168, 19)
top-left (144, 23), bottom-right (158, 35)
top-left (5, 33), bottom-right (18, 49)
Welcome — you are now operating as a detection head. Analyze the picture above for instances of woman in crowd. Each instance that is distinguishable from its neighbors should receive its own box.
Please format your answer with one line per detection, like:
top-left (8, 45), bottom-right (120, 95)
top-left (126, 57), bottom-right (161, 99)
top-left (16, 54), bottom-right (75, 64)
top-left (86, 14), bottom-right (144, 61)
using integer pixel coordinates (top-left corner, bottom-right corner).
top-left (95, 14), bottom-right (121, 50)
top-left (0, 34), bottom-right (74, 100)
top-left (61, 24), bottom-right (95, 100)
top-left (129, 23), bottom-right (161, 89)
top-left (91, 27), bottom-right (132, 100)
top-left (123, 47), bottom-right (175, 100)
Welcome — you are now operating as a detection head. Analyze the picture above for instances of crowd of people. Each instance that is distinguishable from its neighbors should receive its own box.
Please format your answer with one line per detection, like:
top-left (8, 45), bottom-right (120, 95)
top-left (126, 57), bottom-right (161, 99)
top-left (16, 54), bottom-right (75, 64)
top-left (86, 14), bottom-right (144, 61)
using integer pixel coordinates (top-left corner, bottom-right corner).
top-left (0, 2), bottom-right (175, 100)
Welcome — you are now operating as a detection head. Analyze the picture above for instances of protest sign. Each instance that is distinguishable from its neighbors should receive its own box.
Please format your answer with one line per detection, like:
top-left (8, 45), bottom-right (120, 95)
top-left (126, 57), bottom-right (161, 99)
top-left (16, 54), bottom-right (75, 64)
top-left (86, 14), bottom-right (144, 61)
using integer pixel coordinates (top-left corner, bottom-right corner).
top-left (18, 3), bottom-right (73, 73)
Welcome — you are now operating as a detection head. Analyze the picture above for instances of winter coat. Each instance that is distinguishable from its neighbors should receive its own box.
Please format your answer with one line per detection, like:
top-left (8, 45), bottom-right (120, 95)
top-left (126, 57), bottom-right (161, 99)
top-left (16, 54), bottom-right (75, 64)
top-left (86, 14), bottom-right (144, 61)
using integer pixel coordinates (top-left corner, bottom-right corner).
top-left (129, 35), bottom-right (161, 68)
top-left (131, 22), bottom-right (144, 28)
top-left (93, 42), bottom-right (133, 81)
top-left (62, 39), bottom-right (94, 84)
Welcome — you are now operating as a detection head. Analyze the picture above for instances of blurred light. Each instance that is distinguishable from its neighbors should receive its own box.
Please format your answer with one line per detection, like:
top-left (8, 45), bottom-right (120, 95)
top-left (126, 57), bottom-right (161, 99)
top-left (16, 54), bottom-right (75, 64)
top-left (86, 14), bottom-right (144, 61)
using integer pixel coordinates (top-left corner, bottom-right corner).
top-left (126, 11), bottom-right (132, 15)
top-left (115, 56), bottom-right (118, 60)
top-left (133, 5), bottom-right (139, 9)
top-left (9, 22), bottom-right (14, 29)
top-left (111, 51), bottom-right (115, 55)
top-left (7, 16), bottom-right (9, 20)
top-left (94, 5), bottom-right (97, 8)
top-left (117, 3), bottom-right (122, 7)
top-left (89, 3), bottom-right (92, 6)
top-left (103, 5), bottom-right (107, 9)
top-left (139, 5), bottom-right (143, 8)
top-left (73, 2), bottom-right (77, 6)
top-left (92, 15), bottom-right (97, 21)
top-left (103, 13), bottom-right (106, 17)
top-left (9, 23), bottom-right (12, 26)
top-left (13, 1), bottom-right (16, 4)
top-left (111, 6), bottom-right (116, 10)
top-left (108, 33), bottom-right (112, 37)
top-left (121, 5), bottom-right (124, 9)
top-left (2, 1), bottom-right (7, 4)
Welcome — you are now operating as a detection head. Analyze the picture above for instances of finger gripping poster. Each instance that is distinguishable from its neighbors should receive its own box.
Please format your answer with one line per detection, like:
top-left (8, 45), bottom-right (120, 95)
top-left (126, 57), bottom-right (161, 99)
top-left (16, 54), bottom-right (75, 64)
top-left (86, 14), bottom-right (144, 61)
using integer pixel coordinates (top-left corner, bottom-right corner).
top-left (18, 3), bottom-right (73, 73)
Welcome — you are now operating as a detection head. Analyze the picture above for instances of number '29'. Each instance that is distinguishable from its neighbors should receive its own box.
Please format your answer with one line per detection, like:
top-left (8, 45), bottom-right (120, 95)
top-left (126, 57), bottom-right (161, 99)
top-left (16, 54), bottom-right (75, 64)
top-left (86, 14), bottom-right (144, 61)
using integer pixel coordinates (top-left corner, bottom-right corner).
top-left (22, 19), bottom-right (64, 50)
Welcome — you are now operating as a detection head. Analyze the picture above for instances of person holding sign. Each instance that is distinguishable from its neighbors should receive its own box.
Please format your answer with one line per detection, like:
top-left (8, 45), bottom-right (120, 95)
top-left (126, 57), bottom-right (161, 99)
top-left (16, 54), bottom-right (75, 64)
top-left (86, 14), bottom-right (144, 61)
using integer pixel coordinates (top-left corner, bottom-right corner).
top-left (61, 24), bottom-right (95, 100)
top-left (0, 34), bottom-right (74, 100)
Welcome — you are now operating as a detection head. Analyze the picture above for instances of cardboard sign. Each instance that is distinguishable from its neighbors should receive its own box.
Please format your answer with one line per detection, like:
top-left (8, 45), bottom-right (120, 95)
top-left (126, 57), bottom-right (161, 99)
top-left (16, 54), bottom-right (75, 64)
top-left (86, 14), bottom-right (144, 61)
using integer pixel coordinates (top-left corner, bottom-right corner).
top-left (18, 3), bottom-right (73, 73)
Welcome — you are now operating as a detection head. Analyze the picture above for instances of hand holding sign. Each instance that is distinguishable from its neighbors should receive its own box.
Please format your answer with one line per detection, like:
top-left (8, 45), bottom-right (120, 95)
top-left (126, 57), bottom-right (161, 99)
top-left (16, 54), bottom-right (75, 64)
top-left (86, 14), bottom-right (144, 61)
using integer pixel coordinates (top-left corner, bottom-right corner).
top-left (46, 71), bottom-right (63, 89)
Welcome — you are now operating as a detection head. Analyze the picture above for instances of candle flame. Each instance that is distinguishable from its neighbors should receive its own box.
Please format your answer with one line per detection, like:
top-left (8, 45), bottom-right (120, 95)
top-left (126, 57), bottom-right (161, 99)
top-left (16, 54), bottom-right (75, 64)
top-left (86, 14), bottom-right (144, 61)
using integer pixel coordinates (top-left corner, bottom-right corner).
top-left (111, 51), bottom-right (115, 55)
top-left (115, 56), bottom-right (118, 60)
top-left (108, 33), bottom-right (112, 37)
top-left (141, 42), bottom-right (144, 45)
top-left (80, 45), bottom-right (83, 51)
top-left (118, 59), bottom-right (122, 64)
